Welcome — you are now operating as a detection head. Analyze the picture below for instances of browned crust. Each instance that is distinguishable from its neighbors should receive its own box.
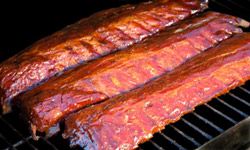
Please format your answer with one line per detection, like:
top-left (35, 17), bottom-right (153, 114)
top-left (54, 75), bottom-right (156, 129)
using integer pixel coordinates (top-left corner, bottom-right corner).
top-left (63, 33), bottom-right (250, 149)
top-left (0, 0), bottom-right (208, 112)
top-left (16, 11), bottom-right (248, 136)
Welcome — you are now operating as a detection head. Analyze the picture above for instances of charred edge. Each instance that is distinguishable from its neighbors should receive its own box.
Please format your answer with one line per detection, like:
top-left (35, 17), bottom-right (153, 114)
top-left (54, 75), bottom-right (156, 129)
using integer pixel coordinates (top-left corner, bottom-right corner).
top-left (238, 19), bottom-right (250, 28)
top-left (2, 102), bottom-right (11, 114)
top-left (1, 91), bottom-right (12, 114)
top-left (30, 123), bottom-right (61, 140)
top-left (30, 117), bottom-right (63, 140)
top-left (201, 0), bottom-right (209, 11)
top-left (31, 123), bottom-right (39, 141)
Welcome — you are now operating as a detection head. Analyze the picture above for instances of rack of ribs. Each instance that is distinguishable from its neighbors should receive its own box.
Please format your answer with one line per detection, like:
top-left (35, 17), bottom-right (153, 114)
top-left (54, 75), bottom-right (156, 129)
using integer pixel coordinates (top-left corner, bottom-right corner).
top-left (63, 33), bottom-right (250, 150)
top-left (0, 0), bottom-right (208, 113)
top-left (16, 11), bottom-right (249, 138)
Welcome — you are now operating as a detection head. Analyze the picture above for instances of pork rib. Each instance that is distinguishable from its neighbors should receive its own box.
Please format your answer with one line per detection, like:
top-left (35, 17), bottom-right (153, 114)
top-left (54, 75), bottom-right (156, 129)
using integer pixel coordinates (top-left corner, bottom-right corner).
top-left (0, 0), bottom-right (208, 112)
top-left (63, 33), bottom-right (250, 150)
top-left (17, 12), bottom-right (248, 137)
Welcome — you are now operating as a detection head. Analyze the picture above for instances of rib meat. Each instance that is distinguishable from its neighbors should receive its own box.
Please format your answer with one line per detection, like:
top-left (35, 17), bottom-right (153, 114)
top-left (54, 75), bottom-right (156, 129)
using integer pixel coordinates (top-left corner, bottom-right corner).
top-left (0, 0), bottom-right (208, 112)
top-left (63, 33), bottom-right (250, 150)
top-left (16, 12), bottom-right (248, 137)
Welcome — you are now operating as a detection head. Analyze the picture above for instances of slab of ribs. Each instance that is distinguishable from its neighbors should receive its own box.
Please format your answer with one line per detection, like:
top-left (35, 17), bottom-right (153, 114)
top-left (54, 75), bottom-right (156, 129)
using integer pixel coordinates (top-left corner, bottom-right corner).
top-left (0, 0), bottom-right (249, 149)
top-left (63, 33), bottom-right (250, 149)
top-left (17, 11), bottom-right (246, 137)
top-left (0, 0), bottom-right (208, 112)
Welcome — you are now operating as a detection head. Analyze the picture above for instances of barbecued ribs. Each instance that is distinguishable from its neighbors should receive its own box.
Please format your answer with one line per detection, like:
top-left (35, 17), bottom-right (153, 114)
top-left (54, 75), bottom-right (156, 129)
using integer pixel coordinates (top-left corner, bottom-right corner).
top-left (0, 0), bottom-right (208, 113)
top-left (63, 33), bottom-right (250, 150)
top-left (16, 12), bottom-right (248, 137)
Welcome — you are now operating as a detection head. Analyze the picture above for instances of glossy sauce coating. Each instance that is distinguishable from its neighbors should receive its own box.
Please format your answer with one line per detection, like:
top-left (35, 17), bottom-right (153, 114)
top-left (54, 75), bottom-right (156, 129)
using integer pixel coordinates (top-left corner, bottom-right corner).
top-left (0, 0), bottom-right (208, 111)
top-left (63, 33), bottom-right (250, 150)
top-left (17, 12), bottom-right (247, 135)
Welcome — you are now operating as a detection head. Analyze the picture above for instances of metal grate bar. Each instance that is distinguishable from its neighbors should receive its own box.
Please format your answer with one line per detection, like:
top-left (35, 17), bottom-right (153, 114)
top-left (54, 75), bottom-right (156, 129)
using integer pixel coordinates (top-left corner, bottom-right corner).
top-left (0, 133), bottom-right (17, 150)
top-left (40, 137), bottom-right (59, 150)
top-left (204, 103), bottom-right (237, 124)
top-left (210, 0), bottom-right (233, 10)
top-left (7, 136), bottom-right (33, 150)
top-left (159, 132), bottom-right (186, 150)
top-left (191, 112), bottom-right (224, 133)
top-left (216, 98), bottom-right (248, 117)
top-left (211, 0), bottom-right (246, 19)
top-left (149, 140), bottom-right (164, 150)
top-left (227, 0), bottom-right (250, 12)
top-left (10, 136), bottom-right (33, 149)
top-left (239, 86), bottom-right (250, 95)
top-left (181, 118), bottom-right (213, 140)
top-left (12, 140), bottom-right (26, 148)
top-left (169, 125), bottom-right (201, 147)
top-left (228, 92), bottom-right (250, 107)
top-left (211, 0), bottom-right (249, 22)
top-left (0, 116), bottom-right (37, 149)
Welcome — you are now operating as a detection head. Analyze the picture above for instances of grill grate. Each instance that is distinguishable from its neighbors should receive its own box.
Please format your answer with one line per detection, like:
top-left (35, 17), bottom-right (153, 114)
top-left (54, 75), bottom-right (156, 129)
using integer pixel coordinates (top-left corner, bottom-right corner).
top-left (0, 0), bottom-right (250, 150)
top-left (139, 82), bottom-right (250, 150)
top-left (0, 82), bottom-right (249, 150)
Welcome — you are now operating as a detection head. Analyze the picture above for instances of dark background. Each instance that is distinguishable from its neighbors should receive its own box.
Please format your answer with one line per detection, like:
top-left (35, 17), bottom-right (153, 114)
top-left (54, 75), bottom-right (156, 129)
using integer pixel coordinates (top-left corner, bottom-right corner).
top-left (0, 0), bottom-right (145, 62)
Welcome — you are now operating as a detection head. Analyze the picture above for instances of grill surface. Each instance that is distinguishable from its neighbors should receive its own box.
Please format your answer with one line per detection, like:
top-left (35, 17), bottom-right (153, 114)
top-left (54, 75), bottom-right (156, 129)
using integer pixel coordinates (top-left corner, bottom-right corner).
top-left (0, 0), bottom-right (250, 150)
top-left (0, 82), bottom-right (249, 150)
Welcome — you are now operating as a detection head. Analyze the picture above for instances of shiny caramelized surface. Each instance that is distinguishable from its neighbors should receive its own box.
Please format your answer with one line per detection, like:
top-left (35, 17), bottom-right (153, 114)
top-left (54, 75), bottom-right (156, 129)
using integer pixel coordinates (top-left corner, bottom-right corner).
top-left (0, 0), bottom-right (207, 107)
top-left (63, 33), bottom-right (250, 150)
top-left (18, 12), bottom-right (244, 133)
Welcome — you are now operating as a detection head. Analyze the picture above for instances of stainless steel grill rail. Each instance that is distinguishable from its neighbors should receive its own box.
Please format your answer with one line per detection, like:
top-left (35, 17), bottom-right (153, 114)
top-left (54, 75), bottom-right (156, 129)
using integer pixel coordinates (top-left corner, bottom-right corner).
top-left (0, 0), bottom-right (250, 149)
